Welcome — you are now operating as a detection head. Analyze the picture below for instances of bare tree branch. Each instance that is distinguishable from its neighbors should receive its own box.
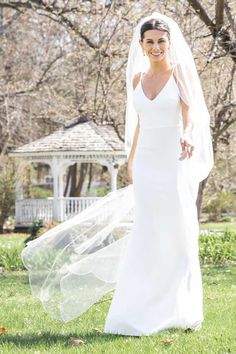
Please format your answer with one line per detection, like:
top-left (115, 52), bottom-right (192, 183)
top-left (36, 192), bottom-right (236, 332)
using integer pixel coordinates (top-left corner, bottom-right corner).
top-left (186, 0), bottom-right (236, 63)
top-left (186, 0), bottom-right (215, 30)
top-left (215, 0), bottom-right (224, 32)
top-left (0, 1), bottom-right (99, 50)
top-left (225, 0), bottom-right (236, 33)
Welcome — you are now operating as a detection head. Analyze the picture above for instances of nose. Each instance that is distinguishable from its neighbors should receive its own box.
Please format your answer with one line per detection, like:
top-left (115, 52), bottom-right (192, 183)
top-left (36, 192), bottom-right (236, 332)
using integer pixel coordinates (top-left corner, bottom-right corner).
top-left (152, 42), bottom-right (160, 51)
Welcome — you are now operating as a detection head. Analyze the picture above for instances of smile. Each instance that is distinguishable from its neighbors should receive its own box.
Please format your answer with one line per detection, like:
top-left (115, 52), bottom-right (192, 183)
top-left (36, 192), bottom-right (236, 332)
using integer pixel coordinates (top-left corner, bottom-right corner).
top-left (151, 52), bottom-right (163, 57)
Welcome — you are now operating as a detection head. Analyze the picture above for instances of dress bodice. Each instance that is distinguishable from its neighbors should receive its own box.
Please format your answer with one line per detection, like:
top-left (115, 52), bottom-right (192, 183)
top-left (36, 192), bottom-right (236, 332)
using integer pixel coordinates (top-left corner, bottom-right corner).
top-left (132, 71), bottom-right (182, 130)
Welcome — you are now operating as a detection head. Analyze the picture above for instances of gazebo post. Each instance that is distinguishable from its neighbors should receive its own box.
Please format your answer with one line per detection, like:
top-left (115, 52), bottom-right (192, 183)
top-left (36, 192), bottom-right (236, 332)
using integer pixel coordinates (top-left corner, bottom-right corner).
top-left (107, 163), bottom-right (119, 191)
top-left (58, 171), bottom-right (65, 222)
top-left (51, 157), bottom-right (60, 221)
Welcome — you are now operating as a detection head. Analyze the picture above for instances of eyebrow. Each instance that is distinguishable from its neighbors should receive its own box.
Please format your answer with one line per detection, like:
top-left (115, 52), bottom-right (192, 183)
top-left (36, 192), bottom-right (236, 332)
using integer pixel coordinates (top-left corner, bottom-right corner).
top-left (145, 37), bottom-right (166, 40)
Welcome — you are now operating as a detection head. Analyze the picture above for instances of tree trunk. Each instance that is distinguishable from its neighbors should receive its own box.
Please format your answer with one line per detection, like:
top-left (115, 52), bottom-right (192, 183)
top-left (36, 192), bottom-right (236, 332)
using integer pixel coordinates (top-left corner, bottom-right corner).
top-left (69, 163), bottom-right (77, 197)
top-left (196, 177), bottom-right (208, 220)
top-left (64, 166), bottom-right (72, 197)
top-left (87, 163), bottom-right (93, 192)
top-left (75, 163), bottom-right (88, 197)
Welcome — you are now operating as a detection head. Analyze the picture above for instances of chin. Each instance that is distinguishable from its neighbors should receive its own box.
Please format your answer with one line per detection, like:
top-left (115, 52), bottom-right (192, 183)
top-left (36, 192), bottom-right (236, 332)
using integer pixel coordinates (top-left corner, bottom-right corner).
top-left (149, 55), bottom-right (165, 62)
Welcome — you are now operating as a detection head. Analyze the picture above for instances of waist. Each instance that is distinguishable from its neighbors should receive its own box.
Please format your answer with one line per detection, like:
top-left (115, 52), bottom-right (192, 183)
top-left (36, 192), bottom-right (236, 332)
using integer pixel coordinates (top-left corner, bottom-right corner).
top-left (140, 123), bottom-right (182, 130)
top-left (137, 125), bottom-right (182, 150)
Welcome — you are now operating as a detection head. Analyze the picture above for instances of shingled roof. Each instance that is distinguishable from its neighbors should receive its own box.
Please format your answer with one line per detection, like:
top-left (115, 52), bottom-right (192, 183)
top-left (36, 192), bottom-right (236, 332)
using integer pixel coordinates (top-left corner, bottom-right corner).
top-left (10, 120), bottom-right (125, 156)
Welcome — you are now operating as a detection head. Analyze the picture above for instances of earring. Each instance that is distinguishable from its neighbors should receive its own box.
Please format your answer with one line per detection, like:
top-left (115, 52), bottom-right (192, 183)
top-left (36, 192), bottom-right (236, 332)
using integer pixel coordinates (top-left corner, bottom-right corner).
top-left (143, 51), bottom-right (145, 56)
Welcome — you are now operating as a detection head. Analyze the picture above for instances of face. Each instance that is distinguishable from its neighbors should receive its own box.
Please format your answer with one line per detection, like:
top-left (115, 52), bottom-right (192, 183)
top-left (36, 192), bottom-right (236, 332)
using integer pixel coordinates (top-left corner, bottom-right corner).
top-left (140, 29), bottom-right (170, 62)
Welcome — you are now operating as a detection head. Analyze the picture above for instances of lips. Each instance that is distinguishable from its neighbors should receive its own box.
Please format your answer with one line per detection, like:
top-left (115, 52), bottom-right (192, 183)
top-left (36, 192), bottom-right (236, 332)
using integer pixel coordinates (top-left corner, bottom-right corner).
top-left (151, 52), bottom-right (163, 57)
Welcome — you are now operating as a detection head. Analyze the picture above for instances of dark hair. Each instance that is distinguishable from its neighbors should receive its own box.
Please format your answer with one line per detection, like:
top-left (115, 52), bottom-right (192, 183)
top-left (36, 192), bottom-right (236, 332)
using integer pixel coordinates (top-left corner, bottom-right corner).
top-left (140, 19), bottom-right (170, 41)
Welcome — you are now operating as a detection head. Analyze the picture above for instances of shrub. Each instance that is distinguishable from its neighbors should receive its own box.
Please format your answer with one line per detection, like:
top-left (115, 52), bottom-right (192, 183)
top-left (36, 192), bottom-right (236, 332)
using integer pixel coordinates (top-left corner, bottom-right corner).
top-left (31, 186), bottom-right (53, 199)
top-left (0, 238), bottom-right (25, 271)
top-left (0, 230), bottom-right (235, 271)
top-left (96, 187), bottom-right (110, 197)
top-left (203, 192), bottom-right (236, 222)
top-left (24, 219), bottom-right (44, 244)
top-left (199, 230), bottom-right (236, 265)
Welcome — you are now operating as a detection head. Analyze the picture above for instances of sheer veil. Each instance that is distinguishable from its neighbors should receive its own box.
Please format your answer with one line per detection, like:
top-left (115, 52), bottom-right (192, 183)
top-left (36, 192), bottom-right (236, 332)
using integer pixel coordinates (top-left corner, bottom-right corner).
top-left (21, 12), bottom-right (214, 322)
top-left (125, 12), bottom-right (214, 184)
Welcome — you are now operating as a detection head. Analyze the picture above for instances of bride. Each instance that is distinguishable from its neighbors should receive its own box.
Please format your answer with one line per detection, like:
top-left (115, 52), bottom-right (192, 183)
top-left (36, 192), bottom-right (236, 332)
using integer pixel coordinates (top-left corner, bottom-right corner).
top-left (21, 12), bottom-right (213, 336)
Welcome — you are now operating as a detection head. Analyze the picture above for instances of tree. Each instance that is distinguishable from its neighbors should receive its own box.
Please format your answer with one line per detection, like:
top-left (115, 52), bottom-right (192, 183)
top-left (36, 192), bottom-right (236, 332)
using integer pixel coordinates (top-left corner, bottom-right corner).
top-left (0, 0), bottom-right (235, 215)
top-left (0, 156), bottom-right (15, 232)
top-left (184, 0), bottom-right (236, 214)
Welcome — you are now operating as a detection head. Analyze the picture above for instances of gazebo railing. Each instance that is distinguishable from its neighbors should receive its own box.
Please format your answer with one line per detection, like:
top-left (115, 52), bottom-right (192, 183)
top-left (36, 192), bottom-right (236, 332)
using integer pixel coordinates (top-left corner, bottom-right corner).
top-left (63, 197), bottom-right (100, 219)
top-left (15, 197), bottom-right (134, 226)
top-left (16, 199), bottom-right (53, 224)
top-left (15, 197), bottom-right (101, 225)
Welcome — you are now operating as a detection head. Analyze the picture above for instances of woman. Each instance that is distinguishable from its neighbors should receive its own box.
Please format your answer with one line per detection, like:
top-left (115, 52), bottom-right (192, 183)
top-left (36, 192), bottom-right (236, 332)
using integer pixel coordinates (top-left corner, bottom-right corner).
top-left (21, 12), bottom-right (213, 336)
top-left (103, 13), bottom-right (214, 335)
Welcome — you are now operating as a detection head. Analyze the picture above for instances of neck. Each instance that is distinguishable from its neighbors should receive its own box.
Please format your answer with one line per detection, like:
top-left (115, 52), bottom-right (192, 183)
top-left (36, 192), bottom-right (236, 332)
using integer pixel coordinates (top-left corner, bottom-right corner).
top-left (148, 60), bottom-right (172, 75)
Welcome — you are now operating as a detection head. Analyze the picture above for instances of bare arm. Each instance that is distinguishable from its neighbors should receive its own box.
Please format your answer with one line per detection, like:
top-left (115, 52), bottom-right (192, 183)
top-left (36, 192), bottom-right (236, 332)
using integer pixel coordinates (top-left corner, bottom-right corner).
top-left (179, 98), bottom-right (194, 160)
top-left (128, 117), bottom-right (140, 164)
top-left (127, 73), bottom-right (141, 182)
top-left (180, 98), bottom-right (193, 137)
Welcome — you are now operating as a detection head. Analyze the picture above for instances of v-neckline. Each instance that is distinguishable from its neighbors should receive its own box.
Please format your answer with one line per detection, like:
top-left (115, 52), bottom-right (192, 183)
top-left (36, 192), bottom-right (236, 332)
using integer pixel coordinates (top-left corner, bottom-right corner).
top-left (140, 69), bottom-right (174, 102)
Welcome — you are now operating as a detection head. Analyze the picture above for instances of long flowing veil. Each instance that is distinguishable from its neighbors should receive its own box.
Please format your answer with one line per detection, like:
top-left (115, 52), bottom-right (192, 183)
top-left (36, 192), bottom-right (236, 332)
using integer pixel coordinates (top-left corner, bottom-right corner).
top-left (22, 184), bottom-right (134, 322)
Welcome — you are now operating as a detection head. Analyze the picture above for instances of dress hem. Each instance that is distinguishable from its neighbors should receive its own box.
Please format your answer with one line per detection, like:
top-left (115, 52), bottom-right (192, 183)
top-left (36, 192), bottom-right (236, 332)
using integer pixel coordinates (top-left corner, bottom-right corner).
top-left (103, 320), bottom-right (203, 336)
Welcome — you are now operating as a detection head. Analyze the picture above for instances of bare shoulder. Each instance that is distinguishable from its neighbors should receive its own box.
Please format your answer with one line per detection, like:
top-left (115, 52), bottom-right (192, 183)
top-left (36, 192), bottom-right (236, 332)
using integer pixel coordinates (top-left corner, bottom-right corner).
top-left (132, 72), bottom-right (142, 90)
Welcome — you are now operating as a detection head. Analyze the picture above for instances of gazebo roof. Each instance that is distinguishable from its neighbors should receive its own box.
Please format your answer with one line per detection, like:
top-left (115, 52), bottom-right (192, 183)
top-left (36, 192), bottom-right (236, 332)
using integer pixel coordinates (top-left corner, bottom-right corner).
top-left (10, 120), bottom-right (126, 158)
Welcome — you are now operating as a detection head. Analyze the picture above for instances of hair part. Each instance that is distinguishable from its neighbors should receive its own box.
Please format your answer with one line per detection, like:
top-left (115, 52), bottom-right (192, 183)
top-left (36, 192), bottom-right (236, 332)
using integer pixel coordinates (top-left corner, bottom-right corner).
top-left (140, 19), bottom-right (170, 41)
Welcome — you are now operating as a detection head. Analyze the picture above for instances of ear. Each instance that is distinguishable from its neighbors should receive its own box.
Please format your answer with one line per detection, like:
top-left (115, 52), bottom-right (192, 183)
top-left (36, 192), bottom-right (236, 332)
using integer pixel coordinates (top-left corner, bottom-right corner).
top-left (139, 39), bottom-right (143, 49)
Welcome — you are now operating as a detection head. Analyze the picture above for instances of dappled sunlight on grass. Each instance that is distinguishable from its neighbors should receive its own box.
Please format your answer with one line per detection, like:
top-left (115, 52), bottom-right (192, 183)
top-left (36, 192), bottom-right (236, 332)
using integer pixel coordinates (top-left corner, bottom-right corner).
top-left (0, 265), bottom-right (235, 353)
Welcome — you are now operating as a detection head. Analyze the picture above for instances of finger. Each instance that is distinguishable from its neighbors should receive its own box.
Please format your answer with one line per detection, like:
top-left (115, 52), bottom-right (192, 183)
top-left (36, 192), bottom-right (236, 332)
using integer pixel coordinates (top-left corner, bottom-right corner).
top-left (187, 146), bottom-right (194, 158)
top-left (179, 148), bottom-right (188, 160)
top-left (180, 138), bottom-right (186, 148)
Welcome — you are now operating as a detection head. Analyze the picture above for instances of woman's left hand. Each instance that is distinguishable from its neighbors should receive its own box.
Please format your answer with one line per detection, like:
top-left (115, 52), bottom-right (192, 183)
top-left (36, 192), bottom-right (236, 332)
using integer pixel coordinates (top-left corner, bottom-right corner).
top-left (179, 133), bottom-right (194, 160)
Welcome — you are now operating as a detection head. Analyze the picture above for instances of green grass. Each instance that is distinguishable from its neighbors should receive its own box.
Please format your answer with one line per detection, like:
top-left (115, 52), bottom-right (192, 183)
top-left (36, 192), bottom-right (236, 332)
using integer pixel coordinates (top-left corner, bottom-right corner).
top-left (0, 265), bottom-right (235, 354)
top-left (0, 233), bottom-right (26, 246)
top-left (0, 228), bottom-right (235, 353)
top-left (200, 221), bottom-right (236, 232)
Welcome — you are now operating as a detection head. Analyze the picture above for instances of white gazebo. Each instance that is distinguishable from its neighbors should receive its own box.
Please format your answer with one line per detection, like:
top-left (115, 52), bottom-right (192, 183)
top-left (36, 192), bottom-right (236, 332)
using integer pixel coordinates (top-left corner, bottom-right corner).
top-left (9, 120), bottom-right (127, 226)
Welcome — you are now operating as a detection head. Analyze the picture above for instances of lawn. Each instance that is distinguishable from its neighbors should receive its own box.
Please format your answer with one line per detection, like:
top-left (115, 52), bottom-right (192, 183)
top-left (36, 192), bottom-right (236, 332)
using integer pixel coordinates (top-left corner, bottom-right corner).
top-left (200, 222), bottom-right (236, 233)
top-left (0, 229), bottom-right (235, 353)
top-left (0, 266), bottom-right (235, 353)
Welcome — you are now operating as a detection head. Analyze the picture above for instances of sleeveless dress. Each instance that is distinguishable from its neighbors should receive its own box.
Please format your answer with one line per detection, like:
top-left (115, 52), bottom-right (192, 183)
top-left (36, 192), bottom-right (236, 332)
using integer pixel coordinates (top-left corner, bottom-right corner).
top-left (104, 69), bottom-right (203, 336)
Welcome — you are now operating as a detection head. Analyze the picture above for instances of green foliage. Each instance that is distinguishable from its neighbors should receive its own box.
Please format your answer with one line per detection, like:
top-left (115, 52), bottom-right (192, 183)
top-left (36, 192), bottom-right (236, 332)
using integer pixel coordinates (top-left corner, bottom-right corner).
top-left (0, 230), bottom-right (235, 272)
top-left (0, 247), bottom-right (25, 271)
top-left (96, 187), bottom-right (110, 197)
top-left (0, 235), bottom-right (25, 271)
top-left (199, 230), bottom-right (236, 265)
top-left (31, 186), bottom-right (53, 199)
top-left (204, 192), bottom-right (236, 222)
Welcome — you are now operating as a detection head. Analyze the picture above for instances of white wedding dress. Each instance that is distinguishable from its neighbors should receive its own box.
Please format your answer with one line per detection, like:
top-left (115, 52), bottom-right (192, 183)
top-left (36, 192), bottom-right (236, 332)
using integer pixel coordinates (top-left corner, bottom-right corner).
top-left (104, 70), bottom-right (203, 336)
top-left (21, 68), bottom-right (204, 336)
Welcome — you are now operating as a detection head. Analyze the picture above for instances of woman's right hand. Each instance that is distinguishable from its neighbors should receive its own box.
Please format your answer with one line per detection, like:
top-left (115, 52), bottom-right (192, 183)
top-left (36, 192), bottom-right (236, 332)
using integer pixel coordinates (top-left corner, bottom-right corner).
top-left (127, 160), bottom-right (133, 184)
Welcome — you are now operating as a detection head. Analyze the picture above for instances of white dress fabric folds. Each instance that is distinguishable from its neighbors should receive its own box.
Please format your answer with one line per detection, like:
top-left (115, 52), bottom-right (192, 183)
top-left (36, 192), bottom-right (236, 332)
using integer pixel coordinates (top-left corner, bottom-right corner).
top-left (104, 70), bottom-right (203, 335)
